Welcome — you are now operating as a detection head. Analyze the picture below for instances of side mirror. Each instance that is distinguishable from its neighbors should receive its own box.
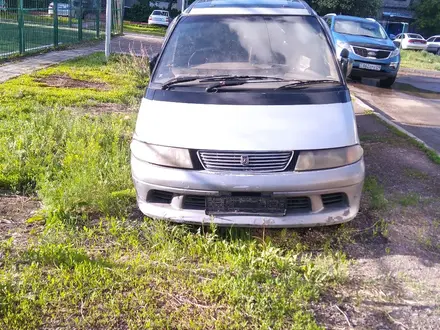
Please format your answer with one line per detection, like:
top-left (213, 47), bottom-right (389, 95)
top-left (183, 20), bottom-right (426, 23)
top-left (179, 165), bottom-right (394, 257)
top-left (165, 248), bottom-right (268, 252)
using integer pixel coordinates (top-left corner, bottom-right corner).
top-left (389, 34), bottom-right (395, 40)
top-left (340, 48), bottom-right (350, 78)
top-left (149, 53), bottom-right (159, 75)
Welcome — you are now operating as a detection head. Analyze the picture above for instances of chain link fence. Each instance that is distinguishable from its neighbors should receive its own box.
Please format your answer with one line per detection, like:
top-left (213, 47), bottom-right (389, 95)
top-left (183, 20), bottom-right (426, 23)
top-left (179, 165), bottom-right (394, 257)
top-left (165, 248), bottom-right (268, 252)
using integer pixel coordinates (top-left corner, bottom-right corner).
top-left (0, 0), bottom-right (123, 58)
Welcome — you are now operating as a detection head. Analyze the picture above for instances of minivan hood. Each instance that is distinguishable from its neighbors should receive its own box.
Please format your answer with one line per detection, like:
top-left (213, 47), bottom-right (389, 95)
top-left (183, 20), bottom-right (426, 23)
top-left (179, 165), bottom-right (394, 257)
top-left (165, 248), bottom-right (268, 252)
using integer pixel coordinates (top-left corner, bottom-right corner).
top-left (134, 99), bottom-right (359, 151)
top-left (334, 32), bottom-right (395, 49)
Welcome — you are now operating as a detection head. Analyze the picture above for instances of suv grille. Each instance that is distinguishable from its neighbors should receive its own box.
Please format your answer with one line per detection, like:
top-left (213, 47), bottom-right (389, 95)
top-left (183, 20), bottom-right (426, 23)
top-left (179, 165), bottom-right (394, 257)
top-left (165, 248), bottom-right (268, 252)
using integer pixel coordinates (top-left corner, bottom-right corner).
top-left (352, 46), bottom-right (390, 59)
top-left (198, 151), bottom-right (293, 173)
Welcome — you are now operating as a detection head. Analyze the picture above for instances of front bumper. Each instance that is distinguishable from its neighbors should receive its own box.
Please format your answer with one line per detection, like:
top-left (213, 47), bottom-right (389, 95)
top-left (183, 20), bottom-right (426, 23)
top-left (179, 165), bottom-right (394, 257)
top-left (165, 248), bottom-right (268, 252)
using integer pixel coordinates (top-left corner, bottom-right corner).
top-left (148, 19), bottom-right (169, 27)
top-left (342, 49), bottom-right (400, 80)
top-left (131, 155), bottom-right (365, 228)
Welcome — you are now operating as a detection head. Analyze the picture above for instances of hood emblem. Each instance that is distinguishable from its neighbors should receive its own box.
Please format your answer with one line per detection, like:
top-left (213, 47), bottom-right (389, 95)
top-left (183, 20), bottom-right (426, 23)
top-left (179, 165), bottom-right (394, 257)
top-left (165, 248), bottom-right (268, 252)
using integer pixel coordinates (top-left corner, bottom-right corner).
top-left (240, 155), bottom-right (250, 166)
top-left (367, 51), bottom-right (377, 57)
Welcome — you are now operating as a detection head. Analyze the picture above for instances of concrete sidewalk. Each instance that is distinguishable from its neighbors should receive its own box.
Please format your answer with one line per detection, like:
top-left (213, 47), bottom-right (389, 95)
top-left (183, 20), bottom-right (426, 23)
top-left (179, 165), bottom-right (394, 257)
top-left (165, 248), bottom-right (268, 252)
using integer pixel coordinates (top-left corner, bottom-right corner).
top-left (0, 33), bottom-right (163, 83)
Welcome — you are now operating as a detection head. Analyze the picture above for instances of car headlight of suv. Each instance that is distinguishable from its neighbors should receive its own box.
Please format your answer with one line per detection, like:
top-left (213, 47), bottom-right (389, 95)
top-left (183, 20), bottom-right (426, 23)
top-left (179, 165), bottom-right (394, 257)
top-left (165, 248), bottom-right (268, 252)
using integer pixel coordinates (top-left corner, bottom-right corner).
top-left (130, 139), bottom-right (193, 169)
top-left (336, 40), bottom-right (351, 54)
top-left (295, 145), bottom-right (363, 171)
top-left (389, 47), bottom-right (400, 57)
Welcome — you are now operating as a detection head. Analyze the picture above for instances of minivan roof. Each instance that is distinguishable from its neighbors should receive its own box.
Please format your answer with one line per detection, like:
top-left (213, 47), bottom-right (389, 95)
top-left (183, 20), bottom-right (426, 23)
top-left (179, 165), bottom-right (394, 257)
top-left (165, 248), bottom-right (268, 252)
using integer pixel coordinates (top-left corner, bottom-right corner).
top-left (186, 0), bottom-right (313, 16)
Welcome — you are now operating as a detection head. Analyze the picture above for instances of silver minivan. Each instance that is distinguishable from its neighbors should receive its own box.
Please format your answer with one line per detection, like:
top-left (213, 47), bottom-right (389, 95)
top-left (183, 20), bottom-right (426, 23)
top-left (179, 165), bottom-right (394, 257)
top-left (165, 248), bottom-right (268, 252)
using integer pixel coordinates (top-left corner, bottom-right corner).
top-left (130, 0), bottom-right (365, 227)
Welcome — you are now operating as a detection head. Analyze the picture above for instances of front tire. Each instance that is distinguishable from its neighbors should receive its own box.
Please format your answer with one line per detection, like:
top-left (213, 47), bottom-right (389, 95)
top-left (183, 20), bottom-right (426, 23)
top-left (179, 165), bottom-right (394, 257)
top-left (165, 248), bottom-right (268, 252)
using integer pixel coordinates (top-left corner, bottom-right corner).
top-left (379, 76), bottom-right (396, 88)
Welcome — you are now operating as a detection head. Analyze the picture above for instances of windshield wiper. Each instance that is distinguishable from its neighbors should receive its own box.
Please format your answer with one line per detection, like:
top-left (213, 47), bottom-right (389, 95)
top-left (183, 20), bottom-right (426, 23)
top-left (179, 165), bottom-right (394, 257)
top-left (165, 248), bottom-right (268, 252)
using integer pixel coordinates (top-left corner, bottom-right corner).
top-left (201, 75), bottom-right (286, 82)
top-left (160, 76), bottom-right (212, 90)
top-left (161, 75), bottom-right (286, 90)
top-left (204, 76), bottom-right (287, 92)
top-left (277, 80), bottom-right (340, 90)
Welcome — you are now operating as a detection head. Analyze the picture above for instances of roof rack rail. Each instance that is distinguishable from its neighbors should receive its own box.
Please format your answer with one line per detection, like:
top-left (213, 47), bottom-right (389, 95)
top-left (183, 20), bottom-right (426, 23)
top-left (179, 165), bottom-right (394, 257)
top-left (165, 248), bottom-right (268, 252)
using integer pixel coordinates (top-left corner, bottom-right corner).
top-left (365, 17), bottom-right (377, 21)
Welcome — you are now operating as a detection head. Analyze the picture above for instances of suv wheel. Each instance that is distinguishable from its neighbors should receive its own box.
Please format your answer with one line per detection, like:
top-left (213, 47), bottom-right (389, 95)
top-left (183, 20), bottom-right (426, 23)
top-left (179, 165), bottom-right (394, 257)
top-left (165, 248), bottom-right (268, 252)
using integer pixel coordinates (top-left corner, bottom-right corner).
top-left (379, 76), bottom-right (396, 88)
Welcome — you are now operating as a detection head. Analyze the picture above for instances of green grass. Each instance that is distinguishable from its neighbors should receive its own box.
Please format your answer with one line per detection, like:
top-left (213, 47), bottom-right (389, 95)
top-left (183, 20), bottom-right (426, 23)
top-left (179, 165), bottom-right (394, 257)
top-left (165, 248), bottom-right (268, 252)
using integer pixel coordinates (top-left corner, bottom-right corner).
top-left (398, 192), bottom-right (421, 207)
top-left (124, 21), bottom-right (167, 36)
top-left (0, 52), bottom-right (348, 329)
top-left (400, 50), bottom-right (440, 71)
top-left (363, 176), bottom-right (388, 210)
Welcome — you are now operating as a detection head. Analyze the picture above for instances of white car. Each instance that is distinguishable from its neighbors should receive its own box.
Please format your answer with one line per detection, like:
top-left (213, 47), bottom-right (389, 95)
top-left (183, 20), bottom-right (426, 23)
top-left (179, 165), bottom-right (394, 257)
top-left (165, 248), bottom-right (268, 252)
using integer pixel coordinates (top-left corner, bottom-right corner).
top-left (426, 35), bottom-right (440, 55)
top-left (48, 2), bottom-right (71, 17)
top-left (148, 10), bottom-right (170, 27)
top-left (393, 33), bottom-right (428, 51)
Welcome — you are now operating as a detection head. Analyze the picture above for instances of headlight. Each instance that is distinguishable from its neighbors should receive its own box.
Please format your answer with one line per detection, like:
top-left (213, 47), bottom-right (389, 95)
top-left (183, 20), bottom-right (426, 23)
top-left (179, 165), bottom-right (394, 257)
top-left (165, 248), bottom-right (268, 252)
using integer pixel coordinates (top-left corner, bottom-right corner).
top-left (336, 40), bottom-right (351, 54)
top-left (295, 145), bottom-right (363, 171)
top-left (130, 139), bottom-right (193, 169)
top-left (389, 47), bottom-right (400, 57)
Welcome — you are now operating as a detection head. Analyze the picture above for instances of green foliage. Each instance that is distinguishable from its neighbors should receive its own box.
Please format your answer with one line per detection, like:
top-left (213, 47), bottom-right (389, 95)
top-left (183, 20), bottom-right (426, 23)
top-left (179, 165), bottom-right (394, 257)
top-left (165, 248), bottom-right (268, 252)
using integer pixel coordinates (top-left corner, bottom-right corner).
top-left (364, 176), bottom-right (388, 210)
top-left (413, 0), bottom-right (440, 37)
top-left (306, 0), bottom-right (383, 17)
top-left (0, 53), bottom-right (145, 216)
top-left (123, 21), bottom-right (167, 36)
top-left (0, 216), bottom-right (348, 329)
top-left (400, 49), bottom-right (440, 71)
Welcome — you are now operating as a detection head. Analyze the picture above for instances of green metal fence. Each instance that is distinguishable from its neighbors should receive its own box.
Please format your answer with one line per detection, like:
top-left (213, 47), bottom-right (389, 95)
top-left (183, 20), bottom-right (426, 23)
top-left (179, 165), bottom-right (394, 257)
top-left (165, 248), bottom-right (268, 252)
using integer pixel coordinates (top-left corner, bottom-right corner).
top-left (0, 0), bottom-right (123, 58)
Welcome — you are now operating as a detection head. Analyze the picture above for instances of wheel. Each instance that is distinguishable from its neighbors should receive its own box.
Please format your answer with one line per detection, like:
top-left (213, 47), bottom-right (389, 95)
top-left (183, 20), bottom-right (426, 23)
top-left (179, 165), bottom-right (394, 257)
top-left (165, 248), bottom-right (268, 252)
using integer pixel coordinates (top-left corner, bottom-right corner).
top-left (379, 76), bottom-right (396, 88)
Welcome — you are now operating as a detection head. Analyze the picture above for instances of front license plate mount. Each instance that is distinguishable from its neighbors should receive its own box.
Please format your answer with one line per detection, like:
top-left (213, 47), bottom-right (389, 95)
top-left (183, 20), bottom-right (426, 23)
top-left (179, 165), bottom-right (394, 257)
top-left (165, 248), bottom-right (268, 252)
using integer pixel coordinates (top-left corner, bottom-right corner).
top-left (206, 196), bottom-right (287, 216)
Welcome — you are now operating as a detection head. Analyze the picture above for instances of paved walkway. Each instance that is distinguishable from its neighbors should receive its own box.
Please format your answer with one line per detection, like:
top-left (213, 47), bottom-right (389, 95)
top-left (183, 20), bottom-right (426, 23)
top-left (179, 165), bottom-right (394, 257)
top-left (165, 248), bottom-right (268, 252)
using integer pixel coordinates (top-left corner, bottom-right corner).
top-left (0, 33), bottom-right (163, 83)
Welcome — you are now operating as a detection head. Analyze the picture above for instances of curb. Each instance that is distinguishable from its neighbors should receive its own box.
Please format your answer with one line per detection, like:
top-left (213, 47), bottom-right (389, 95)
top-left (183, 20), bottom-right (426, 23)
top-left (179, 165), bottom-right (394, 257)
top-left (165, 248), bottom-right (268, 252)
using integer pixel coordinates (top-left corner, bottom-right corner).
top-left (353, 95), bottom-right (440, 156)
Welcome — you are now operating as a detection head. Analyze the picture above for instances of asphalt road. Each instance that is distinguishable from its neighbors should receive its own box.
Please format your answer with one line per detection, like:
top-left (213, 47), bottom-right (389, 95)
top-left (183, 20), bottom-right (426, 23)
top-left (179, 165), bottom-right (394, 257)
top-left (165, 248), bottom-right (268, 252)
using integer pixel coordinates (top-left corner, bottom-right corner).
top-left (349, 72), bottom-right (440, 153)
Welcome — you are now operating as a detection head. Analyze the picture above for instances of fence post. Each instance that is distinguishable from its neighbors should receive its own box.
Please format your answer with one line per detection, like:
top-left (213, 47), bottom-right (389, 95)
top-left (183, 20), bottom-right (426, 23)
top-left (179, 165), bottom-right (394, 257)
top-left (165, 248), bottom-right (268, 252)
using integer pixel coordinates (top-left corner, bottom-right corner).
top-left (68, 0), bottom-right (72, 28)
top-left (96, 0), bottom-right (100, 38)
top-left (18, 0), bottom-right (24, 54)
top-left (120, 0), bottom-right (124, 35)
top-left (53, 0), bottom-right (59, 47)
top-left (78, 1), bottom-right (83, 41)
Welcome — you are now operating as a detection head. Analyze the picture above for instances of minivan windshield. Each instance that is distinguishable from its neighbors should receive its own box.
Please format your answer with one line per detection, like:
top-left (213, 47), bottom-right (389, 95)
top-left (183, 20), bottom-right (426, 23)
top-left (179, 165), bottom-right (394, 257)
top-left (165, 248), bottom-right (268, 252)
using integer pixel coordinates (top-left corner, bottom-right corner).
top-left (152, 15), bottom-right (340, 85)
top-left (334, 18), bottom-right (387, 39)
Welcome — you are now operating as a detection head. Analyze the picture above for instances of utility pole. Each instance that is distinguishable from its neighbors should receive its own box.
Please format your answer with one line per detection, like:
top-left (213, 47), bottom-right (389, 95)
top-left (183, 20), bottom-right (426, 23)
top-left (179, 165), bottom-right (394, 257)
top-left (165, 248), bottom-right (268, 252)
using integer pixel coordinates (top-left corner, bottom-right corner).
top-left (105, 0), bottom-right (112, 60)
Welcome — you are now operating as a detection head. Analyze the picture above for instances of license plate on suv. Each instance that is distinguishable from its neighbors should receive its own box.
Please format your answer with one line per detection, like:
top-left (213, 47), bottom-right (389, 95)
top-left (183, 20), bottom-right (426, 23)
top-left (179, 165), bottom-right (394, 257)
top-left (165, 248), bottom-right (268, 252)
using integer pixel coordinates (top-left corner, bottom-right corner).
top-left (206, 196), bottom-right (286, 216)
top-left (359, 63), bottom-right (381, 71)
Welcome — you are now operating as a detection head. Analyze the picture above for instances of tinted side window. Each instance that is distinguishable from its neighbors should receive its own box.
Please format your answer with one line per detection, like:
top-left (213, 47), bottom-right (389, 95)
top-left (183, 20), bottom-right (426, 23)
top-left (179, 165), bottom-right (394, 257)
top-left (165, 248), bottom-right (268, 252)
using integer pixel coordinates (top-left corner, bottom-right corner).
top-left (435, 37), bottom-right (440, 42)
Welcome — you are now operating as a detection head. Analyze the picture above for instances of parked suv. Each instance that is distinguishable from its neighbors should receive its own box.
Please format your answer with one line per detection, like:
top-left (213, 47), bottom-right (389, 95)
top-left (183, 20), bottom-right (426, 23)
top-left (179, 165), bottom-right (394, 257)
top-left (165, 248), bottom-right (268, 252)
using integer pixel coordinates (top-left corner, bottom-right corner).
top-left (130, 0), bottom-right (365, 228)
top-left (323, 14), bottom-right (400, 87)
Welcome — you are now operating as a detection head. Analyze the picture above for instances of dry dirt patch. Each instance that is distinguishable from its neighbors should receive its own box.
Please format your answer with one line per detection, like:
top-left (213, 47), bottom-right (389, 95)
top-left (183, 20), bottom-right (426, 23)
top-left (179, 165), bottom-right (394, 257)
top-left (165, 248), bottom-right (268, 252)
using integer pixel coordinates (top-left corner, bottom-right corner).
top-left (0, 193), bottom-right (42, 247)
top-left (313, 114), bottom-right (440, 330)
top-left (35, 74), bottom-right (110, 90)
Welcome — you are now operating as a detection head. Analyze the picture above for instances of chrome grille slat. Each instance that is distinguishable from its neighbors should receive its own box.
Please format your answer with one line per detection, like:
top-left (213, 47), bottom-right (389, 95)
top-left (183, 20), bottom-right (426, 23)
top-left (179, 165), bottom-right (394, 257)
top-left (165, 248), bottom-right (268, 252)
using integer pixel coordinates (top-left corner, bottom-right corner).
top-left (198, 151), bottom-right (293, 172)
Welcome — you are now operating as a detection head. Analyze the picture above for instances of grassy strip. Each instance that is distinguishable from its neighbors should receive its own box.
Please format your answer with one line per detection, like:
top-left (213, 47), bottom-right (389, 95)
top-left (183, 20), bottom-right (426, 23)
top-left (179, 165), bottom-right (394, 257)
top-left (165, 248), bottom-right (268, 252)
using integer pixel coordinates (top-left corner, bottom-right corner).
top-left (124, 21), bottom-right (167, 36)
top-left (400, 50), bottom-right (440, 71)
top-left (0, 53), bottom-right (347, 329)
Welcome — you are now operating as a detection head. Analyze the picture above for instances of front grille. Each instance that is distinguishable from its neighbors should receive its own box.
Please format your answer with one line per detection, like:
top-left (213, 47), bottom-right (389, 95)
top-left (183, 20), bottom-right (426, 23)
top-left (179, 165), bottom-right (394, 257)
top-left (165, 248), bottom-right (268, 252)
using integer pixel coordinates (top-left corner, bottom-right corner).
top-left (322, 193), bottom-right (347, 208)
top-left (198, 151), bottom-right (293, 173)
top-left (183, 195), bottom-right (206, 210)
top-left (352, 46), bottom-right (390, 59)
top-left (148, 190), bottom-right (173, 204)
top-left (286, 197), bottom-right (311, 212)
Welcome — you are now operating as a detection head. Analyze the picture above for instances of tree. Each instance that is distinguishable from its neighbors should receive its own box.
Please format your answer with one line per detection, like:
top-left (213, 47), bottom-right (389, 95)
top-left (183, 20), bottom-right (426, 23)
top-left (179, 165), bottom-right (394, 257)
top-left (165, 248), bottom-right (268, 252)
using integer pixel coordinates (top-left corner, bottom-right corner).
top-left (412, 0), bottom-right (440, 36)
top-left (306, 0), bottom-right (383, 18)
